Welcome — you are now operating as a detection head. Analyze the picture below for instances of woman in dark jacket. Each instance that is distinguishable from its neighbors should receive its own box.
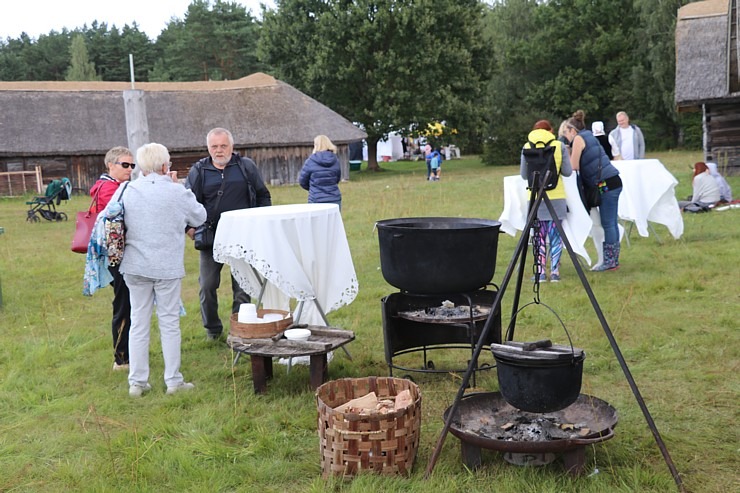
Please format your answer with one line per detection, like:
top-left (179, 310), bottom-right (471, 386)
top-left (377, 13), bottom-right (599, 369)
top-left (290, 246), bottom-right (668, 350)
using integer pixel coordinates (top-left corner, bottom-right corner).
top-left (565, 110), bottom-right (623, 271)
top-left (299, 135), bottom-right (342, 209)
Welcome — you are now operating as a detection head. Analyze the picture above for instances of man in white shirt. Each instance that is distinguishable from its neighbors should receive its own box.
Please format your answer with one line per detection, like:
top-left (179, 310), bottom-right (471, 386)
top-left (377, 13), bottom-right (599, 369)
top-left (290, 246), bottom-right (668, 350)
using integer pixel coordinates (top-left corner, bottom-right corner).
top-left (608, 111), bottom-right (645, 160)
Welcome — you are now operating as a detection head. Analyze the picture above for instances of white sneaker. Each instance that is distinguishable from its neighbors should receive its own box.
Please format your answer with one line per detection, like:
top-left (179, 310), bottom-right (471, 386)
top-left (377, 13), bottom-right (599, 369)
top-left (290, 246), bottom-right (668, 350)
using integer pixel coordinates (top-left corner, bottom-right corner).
top-left (166, 382), bottom-right (195, 395)
top-left (129, 383), bottom-right (152, 398)
top-left (113, 362), bottom-right (130, 371)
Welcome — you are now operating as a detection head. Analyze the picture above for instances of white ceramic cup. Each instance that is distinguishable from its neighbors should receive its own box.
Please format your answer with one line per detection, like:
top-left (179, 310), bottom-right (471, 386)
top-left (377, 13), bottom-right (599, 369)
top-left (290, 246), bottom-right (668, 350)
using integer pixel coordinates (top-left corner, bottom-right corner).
top-left (239, 303), bottom-right (257, 315)
top-left (238, 303), bottom-right (258, 323)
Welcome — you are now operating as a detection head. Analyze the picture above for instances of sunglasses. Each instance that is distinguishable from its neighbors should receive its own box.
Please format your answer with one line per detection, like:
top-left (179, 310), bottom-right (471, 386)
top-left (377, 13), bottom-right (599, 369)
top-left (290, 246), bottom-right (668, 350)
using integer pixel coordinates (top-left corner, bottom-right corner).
top-left (115, 161), bottom-right (136, 169)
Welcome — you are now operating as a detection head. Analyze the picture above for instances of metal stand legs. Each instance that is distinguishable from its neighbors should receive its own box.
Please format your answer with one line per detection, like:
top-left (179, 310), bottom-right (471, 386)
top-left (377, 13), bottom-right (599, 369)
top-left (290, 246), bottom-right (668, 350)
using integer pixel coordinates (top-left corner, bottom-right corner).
top-left (424, 177), bottom-right (685, 492)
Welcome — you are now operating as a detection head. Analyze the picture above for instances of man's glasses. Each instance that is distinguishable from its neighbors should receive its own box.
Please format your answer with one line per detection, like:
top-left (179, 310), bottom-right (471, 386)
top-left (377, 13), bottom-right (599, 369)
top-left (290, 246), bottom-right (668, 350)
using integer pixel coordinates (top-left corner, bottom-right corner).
top-left (115, 161), bottom-right (136, 169)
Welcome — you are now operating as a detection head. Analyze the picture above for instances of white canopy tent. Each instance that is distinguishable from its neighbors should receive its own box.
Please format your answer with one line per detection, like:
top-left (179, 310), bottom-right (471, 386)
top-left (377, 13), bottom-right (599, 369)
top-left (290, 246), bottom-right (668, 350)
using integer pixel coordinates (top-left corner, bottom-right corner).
top-left (363, 132), bottom-right (404, 162)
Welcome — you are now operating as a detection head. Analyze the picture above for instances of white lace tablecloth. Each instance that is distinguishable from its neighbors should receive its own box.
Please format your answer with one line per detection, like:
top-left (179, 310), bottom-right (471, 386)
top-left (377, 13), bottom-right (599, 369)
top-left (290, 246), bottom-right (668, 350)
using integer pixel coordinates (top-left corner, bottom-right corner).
top-left (499, 159), bottom-right (683, 268)
top-left (213, 203), bottom-right (359, 326)
top-left (612, 159), bottom-right (683, 239)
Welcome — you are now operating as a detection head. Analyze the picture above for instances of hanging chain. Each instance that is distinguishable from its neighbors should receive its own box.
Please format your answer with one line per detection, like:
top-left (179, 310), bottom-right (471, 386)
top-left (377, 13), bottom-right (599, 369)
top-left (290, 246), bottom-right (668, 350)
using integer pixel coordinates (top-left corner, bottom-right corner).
top-left (531, 218), bottom-right (542, 303)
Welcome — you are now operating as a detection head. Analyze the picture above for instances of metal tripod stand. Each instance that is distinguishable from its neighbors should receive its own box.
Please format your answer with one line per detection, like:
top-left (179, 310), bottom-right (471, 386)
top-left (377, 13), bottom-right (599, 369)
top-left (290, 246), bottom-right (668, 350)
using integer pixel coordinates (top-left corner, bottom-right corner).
top-left (424, 174), bottom-right (685, 492)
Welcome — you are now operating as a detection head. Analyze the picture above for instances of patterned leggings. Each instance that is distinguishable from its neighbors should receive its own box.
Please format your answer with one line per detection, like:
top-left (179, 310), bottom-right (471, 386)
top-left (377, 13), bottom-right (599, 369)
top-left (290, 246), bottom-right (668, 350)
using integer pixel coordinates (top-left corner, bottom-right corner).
top-left (537, 220), bottom-right (563, 275)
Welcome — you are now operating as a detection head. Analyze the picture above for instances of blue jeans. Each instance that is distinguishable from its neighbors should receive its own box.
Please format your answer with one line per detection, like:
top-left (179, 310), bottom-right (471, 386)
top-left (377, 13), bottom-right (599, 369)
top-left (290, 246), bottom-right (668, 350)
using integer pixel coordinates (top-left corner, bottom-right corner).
top-left (598, 187), bottom-right (622, 244)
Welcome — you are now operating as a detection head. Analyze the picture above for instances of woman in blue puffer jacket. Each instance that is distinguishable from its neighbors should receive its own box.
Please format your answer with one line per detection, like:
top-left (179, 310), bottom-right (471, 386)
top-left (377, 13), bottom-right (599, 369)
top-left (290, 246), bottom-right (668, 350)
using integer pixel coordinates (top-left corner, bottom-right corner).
top-left (299, 135), bottom-right (342, 209)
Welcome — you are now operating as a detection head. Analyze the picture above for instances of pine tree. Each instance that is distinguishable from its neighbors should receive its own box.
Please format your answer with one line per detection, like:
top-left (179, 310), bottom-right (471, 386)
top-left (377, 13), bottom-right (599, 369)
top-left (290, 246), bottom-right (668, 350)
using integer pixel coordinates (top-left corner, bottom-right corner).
top-left (65, 35), bottom-right (100, 81)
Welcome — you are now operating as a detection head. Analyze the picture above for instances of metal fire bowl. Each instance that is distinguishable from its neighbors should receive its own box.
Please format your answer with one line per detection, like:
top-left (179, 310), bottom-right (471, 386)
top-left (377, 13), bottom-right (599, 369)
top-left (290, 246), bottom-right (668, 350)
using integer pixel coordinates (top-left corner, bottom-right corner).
top-left (444, 392), bottom-right (618, 454)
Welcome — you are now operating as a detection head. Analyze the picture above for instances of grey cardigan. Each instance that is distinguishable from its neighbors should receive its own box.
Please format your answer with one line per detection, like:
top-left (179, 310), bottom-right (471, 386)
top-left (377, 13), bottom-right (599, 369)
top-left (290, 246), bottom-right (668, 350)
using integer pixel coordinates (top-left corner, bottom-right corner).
top-left (118, 173), bottom-right (206, 280)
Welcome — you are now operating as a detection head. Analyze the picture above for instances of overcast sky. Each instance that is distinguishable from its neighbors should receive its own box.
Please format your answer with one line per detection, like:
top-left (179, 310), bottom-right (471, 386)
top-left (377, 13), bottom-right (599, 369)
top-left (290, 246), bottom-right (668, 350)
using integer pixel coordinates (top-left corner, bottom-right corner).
top-left (0, 0), bottom-right (277, 41)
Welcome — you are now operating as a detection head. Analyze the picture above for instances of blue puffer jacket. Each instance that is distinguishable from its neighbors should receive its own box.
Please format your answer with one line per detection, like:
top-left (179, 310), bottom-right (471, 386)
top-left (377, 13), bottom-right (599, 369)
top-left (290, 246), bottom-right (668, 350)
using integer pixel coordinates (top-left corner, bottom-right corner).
top-left (578, 130), bottom-right (619, 187)
top-left (298, 150), bottom-right (342, 204)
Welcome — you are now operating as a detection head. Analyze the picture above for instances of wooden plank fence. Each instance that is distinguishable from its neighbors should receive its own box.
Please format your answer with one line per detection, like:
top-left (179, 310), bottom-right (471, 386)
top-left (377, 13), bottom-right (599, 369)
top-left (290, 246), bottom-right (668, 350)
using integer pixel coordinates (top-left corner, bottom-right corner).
top-left (0, 166), bottom-right (42, 196)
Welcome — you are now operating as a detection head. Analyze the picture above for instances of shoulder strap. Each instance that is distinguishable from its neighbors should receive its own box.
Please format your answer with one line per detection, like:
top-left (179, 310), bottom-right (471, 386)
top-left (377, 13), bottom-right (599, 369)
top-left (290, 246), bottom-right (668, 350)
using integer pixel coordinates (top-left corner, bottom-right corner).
top-left (534, 138), bottom-right (556, 148)
top-left (235, 155), bottom-right (251, 182)
top-left (527, 138), bottom-right (555, 149)
top-left (201, 164), bottom-right (226, 222)
top-left (235, 156), bottom-right (259, 208)
top-left (212, 176), bottom-right (227, 213)
top-left (88, 187), bottom-right (101, 214)
top-left (195, 160), bottom-right (223, 214)
top-left (194, 161), bottom-right (205, 204)
top-left (117, 181), bottom-right (130, 204)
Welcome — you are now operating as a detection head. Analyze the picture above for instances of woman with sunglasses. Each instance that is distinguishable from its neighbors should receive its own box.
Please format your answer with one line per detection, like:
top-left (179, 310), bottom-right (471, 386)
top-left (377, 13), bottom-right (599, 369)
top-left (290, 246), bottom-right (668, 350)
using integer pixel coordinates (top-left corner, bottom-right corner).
top-left (90, 147), bottom-right (136, 372)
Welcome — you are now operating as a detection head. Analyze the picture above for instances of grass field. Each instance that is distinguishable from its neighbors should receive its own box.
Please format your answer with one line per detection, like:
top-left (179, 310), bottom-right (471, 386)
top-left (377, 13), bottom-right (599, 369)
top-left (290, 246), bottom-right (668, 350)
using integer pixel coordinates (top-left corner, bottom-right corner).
top-left (0, 150), bottom-right (738, 492)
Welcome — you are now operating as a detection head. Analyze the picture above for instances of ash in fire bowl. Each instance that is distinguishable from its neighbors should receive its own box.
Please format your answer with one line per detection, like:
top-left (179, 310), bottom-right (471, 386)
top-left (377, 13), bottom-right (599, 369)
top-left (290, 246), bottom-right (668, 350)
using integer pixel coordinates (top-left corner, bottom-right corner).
top-left (399, 302), bottom-right (491, 322)
top-left (448, 393), bottom-right (618, 444)
top-left (462, 412), bottom-right (592, 442)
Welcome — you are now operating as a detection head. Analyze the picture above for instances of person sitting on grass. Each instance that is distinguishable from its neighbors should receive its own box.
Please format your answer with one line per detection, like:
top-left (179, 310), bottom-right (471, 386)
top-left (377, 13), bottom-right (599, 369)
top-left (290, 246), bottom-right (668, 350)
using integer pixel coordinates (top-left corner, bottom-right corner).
top-left (678, 162), bottom-right (721, 212)
top-left (705, 162), bottom-right (733, 204)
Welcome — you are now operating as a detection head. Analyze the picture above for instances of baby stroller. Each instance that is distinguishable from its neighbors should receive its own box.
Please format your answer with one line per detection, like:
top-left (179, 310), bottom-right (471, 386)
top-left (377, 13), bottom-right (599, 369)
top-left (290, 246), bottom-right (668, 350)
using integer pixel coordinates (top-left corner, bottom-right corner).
top-left (26, 177), bottom-right (72, 222)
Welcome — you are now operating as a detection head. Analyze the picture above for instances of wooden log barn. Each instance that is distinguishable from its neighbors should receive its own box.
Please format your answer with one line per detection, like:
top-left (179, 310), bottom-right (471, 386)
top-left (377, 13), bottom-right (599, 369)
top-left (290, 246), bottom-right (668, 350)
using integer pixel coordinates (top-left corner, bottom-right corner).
top-left (0, 73), bottom-right (367, 195)
top-left (675, 0), bottom-right (740, 175)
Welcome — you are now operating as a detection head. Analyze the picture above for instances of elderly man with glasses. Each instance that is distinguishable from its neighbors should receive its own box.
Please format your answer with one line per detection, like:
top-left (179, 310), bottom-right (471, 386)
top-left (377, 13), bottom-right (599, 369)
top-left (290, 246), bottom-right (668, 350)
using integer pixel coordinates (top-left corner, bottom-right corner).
top-left (185, 128), bottom-right (272, 341)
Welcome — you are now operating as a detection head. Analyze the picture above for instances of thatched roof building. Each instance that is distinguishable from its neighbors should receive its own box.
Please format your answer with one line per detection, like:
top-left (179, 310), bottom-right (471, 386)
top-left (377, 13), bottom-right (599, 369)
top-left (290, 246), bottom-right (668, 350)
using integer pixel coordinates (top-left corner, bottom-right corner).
top-left (675, 0), bottom-right (740, 175)
top-left (0, 73), bottom-right (366, 194)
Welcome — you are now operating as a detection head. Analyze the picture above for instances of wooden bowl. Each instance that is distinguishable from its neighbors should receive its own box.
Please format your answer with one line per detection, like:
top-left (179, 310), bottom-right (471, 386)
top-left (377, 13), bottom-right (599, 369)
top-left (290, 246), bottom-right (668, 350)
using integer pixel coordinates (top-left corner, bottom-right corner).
top-left (229, 309), bottom-right (293, 339)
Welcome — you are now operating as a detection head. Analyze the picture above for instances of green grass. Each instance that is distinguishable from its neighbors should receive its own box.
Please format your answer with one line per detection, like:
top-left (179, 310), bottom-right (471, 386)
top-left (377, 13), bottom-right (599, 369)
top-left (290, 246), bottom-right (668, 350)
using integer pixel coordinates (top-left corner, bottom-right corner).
top-left (0, 150), bottom-right (738, 492)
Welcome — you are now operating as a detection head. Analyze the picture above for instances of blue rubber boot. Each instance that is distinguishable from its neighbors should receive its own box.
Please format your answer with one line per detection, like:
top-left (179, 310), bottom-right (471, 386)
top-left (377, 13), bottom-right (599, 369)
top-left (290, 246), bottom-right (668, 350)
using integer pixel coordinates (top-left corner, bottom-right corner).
top-left (613, 242), bottom-right (620, 267)
top-left (593, 243), bottom-right (619, 271)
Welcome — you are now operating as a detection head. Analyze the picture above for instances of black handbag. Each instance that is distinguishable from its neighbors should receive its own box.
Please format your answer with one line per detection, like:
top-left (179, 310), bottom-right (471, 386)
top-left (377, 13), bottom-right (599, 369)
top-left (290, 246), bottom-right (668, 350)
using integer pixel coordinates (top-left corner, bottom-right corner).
top-left (577, 173), bottom-right (601, 211)
top-left (577, 154), bottom-right (602, 210)
top-left (194, 222), bottom-right (216, 250)
top-left (193, 171), bottom-right (227, 251)
top-left (585, 182), bottom-right (601, 209)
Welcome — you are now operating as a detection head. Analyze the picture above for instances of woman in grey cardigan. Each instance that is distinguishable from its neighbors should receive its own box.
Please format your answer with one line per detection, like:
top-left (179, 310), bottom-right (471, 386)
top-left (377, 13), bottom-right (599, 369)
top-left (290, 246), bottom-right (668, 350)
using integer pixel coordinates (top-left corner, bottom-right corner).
top-left (117, 143), bottom-right (206, 397)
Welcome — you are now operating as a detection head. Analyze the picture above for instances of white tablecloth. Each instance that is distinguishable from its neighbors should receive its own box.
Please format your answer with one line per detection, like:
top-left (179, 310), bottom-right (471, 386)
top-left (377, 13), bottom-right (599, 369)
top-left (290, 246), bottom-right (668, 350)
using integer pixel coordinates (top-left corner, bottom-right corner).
top-left (499, 174), bottom-right (594, 265)
top-left (499, 159), bottom-right (683, 268)
top-left (213, 203), bottom-right (359, 326)
top-left (612, 159), bottom-right (683, 239)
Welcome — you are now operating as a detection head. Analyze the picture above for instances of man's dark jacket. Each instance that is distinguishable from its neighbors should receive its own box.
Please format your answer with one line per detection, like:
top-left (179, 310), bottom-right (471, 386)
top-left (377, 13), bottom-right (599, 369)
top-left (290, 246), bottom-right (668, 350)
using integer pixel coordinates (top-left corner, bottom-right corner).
top-left (185, 153), bottom-right (271, 225)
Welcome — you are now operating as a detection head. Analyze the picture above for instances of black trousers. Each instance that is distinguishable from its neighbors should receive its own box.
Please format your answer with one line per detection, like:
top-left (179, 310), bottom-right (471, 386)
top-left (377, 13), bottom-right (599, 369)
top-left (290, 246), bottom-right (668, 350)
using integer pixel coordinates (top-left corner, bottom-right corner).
top-left (109, 264), bottom-right (131, 365)
top-left (198, 249), bottom-right (250, 336)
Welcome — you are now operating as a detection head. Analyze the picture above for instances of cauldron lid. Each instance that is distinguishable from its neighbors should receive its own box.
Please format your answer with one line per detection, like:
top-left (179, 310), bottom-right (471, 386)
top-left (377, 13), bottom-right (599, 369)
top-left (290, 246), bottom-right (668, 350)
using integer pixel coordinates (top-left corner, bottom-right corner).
top-left (491, 341), bottom-right (584, 362)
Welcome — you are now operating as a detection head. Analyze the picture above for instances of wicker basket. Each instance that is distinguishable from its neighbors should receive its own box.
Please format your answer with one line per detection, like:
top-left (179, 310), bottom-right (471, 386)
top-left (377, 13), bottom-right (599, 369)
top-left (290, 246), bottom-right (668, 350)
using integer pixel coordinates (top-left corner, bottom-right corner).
top-left (316, 376), bottom-right (422, 477)
top-left (228, 310), bottom-right (293, 339)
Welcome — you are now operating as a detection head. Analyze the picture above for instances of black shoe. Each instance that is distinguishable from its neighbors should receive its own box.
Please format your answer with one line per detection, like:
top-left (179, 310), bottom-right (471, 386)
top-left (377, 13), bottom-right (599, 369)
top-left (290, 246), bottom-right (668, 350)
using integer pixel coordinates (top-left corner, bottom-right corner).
top-left (206, 332), bottom-right (222, 341)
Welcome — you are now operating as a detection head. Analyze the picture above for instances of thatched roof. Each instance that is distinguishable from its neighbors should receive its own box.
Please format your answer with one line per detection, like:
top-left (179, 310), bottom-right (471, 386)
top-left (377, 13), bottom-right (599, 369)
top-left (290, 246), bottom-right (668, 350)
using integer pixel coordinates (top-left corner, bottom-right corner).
top-left (678, 0), bottom-right (728, 18)
top-left (675, 0), bottom-right (734, 108)
top-left (0, 73), bottom-right (366, 157)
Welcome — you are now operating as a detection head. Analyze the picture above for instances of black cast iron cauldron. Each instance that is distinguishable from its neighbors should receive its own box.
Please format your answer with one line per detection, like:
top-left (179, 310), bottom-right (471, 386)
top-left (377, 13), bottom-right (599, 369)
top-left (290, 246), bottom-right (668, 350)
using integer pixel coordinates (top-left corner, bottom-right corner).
top-left (376, 217), bottom-right (501, 294)
top-left (491, 341), bottom-right (585, 413)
